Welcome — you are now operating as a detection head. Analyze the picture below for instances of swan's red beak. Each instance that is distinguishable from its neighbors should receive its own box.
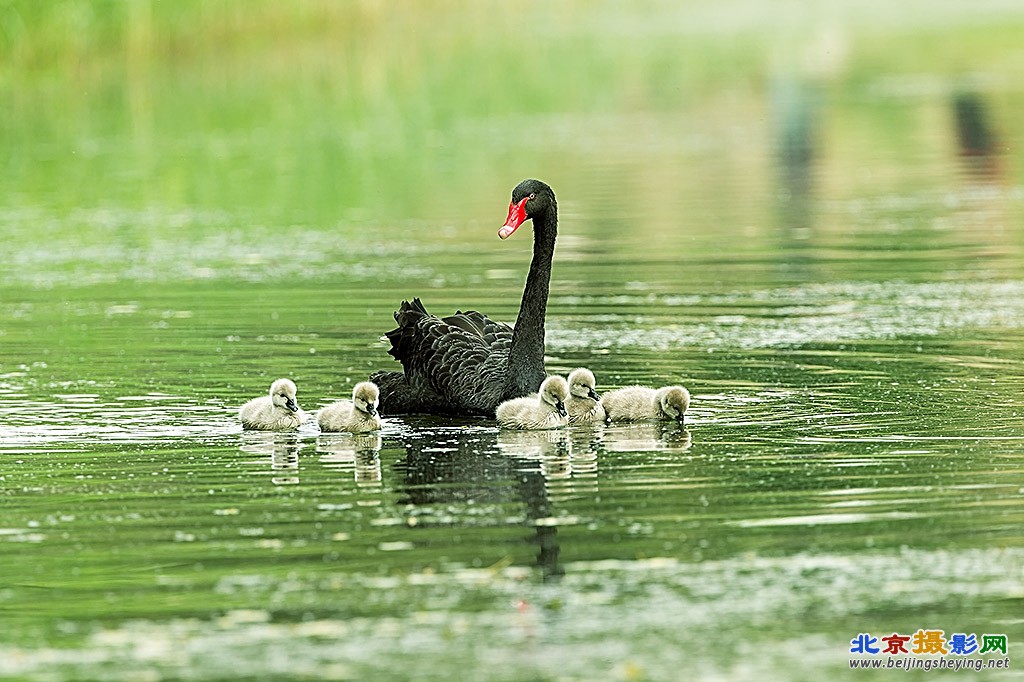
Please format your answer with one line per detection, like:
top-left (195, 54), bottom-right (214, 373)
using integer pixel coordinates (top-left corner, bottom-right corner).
top-left (498, 197), bottom-right (529, 239)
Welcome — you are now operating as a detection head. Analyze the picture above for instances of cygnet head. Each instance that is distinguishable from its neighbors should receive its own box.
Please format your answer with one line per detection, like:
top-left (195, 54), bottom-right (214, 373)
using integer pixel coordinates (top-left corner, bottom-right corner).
top-left (656, 386), bottom-right (691, 424)
top-left (269, 378), bottom-right (299, 413)
top-left (352, 381), bottom-right (380, 417)
top-left (539, 375), bottom-right (569, 417)
top-left (567, 368), bottom-right (600, 401)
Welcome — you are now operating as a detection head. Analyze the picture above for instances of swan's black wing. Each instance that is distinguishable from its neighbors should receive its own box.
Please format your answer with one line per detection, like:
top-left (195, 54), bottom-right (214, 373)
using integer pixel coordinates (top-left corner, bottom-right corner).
top-left (370, 370), bottom-right (446, 415)
top-left (444, 309), bottom-right (513, 353)
top-left (373, 298), bottom-right (509, 415)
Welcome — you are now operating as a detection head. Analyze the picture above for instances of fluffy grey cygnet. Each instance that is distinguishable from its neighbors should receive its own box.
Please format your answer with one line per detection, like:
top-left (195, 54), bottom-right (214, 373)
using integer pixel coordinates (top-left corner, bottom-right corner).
top-left (495, 375), bottom-right (569, 430)
top-left (600, 385), bottom-right (690, 424)
top-left (566, 368), bottom-right (606, 425)
top-left (317, 381), bottom-right (382, 433)
top-left (239, 378), bottom-right (307, 430)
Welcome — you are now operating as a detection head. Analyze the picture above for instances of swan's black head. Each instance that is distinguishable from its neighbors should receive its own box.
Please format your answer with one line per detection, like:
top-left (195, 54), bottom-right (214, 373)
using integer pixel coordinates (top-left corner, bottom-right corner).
top-left (499, 179), bottom-right (556, 240)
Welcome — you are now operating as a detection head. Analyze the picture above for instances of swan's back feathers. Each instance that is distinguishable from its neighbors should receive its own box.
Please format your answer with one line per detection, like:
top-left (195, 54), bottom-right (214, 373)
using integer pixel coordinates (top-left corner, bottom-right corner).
top-left (384, 297), bottom-right (430, 363)
top-left (377, 298), bottom-right (513, 415)
top-left (444, 310), bottom-right (513, 352)
top-left (370, 370), bottom-right (445, 415)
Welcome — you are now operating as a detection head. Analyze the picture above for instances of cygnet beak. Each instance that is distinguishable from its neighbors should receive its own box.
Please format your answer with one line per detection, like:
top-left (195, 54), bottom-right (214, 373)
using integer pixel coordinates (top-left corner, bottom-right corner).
top-left (556, 400), bottom-right (567, 418)
top-left (366, 403), bottom-right (378, 417)
top-left (588, 388), bottom-right (600, 401)
top-left (285, 398), bottom-right (299, 413)
top-left (676, 413), bottom-right (685, 425)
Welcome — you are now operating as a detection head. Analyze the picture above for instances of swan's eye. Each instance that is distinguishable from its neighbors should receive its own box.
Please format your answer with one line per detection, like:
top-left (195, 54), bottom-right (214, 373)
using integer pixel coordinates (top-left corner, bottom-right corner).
top-left (528, 192), bottom-right (536, 200)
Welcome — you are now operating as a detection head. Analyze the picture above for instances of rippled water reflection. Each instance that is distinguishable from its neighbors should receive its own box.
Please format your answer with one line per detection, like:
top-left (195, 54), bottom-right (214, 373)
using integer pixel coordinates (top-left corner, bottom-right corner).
top-left (3, 341), bottom-right (1021, 679)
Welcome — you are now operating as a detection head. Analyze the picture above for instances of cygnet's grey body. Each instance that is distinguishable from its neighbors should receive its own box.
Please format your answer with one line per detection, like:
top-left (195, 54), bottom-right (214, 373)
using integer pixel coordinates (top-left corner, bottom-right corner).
top-left (566, 368), bottom-right (606, 425)
top-left (239, 378), bottom-right (307, 430)
top-left (317, 381), bottom-right (382, 433)
top-left (495, 375), bottom-right (569, 430)
top-left (600, 385), bottom-right (690, 424)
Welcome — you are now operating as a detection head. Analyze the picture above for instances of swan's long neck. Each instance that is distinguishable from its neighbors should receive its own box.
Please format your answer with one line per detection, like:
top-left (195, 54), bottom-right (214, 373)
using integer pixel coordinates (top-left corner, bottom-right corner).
top-left (508, 204), bottom-right (557, 396)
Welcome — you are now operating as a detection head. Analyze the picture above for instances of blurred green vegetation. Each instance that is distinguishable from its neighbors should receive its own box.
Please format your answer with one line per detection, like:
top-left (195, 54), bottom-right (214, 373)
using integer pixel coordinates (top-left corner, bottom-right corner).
top-left (4, 0), bottom-right (1023, 86)
top-left (1, 1), bottom-right (1023, 266)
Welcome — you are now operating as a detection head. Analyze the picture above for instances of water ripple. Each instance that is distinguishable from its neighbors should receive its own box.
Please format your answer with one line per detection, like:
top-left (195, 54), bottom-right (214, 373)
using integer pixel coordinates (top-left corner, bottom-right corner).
top-left (550, 279), bottom-right (1024, 351)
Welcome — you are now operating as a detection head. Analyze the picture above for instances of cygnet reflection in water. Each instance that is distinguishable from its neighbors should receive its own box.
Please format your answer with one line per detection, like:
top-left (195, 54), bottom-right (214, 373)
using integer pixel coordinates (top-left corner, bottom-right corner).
top-left (317, 433), bottom-right (384, 486)
top-left (602, 423), bottom-right (693, 453)
top-left (238, 431), bottom-right (303, 485)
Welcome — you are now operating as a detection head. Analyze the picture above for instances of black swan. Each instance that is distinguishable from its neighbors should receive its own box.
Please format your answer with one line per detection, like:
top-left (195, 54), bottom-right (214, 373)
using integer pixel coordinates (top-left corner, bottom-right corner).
top-left (370, 179), bottom-right (557, 416)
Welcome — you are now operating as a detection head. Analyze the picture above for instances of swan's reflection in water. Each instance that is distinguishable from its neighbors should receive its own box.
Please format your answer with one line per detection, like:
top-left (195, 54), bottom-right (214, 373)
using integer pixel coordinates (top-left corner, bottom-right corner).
top-left (394, 421), bottom-right (694, 580)
top-left (317, 434), bottom-right (384, 492)
top-left (496, 428), bottom-right (602, 503)
top-left (566, 426), bottom-right (601, 496)
top-left (489, 429), bottom-right (569, 581)
top-left (496, 429), bottom-right (571, 484)
top-left (495, 428), bottom-right (570, 461)
top-left (234, 421), bottom-right (694, 579)
top-left (239, 431), bottom-right (301, 485)
top-left (393, 426), bottom-right (564, 580)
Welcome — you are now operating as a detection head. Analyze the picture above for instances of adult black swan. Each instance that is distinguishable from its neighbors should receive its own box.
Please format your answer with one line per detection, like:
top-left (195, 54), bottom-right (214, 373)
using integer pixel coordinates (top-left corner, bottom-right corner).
top-left (370, 179), bottom-right (557, 416)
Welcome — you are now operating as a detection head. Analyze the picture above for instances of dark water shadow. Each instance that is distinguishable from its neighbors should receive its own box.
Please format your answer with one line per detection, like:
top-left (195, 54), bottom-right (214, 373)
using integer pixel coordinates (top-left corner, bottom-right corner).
top-left (386, 419), bottom-right (694, 581)
top-left (390, 421), bottom-right (571, 581)
top-left (952, 90), bottom-right (1001, 180)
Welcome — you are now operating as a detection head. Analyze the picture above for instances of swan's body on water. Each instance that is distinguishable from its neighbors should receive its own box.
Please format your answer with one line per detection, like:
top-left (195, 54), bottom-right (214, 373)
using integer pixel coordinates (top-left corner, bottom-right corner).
top-left (239, 378), bottom-right (307, 430)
